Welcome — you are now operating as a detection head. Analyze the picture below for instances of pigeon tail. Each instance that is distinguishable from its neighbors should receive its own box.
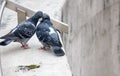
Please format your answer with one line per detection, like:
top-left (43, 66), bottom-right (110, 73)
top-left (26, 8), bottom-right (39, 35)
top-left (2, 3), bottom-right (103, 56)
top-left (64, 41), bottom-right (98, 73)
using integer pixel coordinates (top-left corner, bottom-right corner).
top-left (0, 34), bottom-right (14, 39)
top-left (0, 39), bottom-right (13, 46)
top-left (52, 46), bottom-right (65, 56)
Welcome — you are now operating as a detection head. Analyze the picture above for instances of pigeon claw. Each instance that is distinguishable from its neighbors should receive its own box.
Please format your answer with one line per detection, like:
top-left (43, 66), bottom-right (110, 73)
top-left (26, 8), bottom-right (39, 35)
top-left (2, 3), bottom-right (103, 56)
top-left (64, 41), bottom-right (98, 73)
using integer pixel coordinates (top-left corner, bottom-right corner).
top-left (39, 45), bottom-right (51, 50)
top-left (39, 46), bottom-right (46, 50)
top-left (21, 44), bottom-right (30, 49)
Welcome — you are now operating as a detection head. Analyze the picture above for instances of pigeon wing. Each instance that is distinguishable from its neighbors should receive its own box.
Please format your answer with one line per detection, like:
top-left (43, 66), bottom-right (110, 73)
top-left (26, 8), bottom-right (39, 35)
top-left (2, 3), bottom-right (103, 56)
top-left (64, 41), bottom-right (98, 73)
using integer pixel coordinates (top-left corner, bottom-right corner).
top-left (14, 21), bottom-right (36, 39)
top-left (0, 21), bottom-right (35, 41)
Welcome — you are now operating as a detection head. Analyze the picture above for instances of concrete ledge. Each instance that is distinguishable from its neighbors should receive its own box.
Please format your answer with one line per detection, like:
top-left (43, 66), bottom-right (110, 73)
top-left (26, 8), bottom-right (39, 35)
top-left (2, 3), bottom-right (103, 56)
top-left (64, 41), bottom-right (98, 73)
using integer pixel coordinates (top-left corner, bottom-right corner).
top-left (0, 22), bottom-right (72, 76)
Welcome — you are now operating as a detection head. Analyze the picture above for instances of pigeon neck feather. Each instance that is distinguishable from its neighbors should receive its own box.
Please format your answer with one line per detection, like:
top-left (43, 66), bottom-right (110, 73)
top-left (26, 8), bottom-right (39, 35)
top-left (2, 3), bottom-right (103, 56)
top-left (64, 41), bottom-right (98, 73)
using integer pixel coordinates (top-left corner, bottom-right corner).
top-left (28, 17), bottom-right (39, 25)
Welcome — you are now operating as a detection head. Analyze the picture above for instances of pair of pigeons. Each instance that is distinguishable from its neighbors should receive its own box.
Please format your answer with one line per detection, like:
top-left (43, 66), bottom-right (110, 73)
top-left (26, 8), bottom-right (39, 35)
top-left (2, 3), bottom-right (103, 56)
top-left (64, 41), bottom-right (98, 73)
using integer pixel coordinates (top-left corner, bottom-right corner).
top-left (0, 11), bottom-right (65, 56)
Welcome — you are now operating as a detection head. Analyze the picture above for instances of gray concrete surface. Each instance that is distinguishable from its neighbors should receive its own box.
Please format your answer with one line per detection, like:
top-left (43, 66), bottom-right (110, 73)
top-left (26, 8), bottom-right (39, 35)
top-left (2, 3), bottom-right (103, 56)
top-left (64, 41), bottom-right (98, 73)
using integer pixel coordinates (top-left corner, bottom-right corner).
top-left (63, 0), bottom-right (120, 76)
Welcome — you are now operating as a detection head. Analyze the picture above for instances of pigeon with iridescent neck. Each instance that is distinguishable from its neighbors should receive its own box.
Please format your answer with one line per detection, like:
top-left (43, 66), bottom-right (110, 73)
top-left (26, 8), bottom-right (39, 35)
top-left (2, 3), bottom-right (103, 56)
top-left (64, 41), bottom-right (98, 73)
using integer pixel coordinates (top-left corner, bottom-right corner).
top-left (36, 13), bottom-right (65, 56)
top-left (0, 11), bottom-right (43, 49)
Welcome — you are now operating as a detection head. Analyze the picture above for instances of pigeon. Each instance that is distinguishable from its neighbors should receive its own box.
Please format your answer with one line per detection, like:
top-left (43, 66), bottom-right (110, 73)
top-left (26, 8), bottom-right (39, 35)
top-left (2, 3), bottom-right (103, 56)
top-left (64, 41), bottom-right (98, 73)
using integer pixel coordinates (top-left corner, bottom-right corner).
top-left (0, 11), bottom-right (43, 49)
top-left (36, 13), bottom-right (65, 56)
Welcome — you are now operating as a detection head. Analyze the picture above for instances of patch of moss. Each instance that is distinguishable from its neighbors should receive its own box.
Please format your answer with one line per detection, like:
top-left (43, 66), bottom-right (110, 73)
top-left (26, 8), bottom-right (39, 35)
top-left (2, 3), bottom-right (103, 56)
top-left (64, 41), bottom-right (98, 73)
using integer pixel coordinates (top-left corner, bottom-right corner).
top-left (17, 64), bottom-right (40, 71)
top-left (26, 65), bottom-right (40, 70)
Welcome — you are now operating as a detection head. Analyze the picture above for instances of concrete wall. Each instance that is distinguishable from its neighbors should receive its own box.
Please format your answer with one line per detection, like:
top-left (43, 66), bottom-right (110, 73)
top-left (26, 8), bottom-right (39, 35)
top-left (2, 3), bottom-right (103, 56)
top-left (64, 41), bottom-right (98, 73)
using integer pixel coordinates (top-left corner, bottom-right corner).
top-left (62, 0), bottom-right (120, 76)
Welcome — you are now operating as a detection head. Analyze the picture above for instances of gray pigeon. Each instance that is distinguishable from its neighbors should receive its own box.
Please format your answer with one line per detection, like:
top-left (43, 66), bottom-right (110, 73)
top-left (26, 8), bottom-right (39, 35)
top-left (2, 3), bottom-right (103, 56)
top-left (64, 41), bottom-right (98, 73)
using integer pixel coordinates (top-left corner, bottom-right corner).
top-left (36, 13), bottom-right (65, 56)
top-left (0, 11), bottom-right (43, 49)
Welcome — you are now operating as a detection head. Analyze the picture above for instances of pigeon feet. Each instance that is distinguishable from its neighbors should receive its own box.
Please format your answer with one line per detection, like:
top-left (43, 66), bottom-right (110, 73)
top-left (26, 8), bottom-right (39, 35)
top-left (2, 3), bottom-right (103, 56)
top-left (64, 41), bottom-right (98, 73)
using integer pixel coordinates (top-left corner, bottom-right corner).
top-left (20, 42), bottom-right (30, 49)
top-left (39, 45), bottom-right (50, 50)
top-left (21, 44), bottom-right (30, 49)
top-left (39, 46), bottom-right (46, 50)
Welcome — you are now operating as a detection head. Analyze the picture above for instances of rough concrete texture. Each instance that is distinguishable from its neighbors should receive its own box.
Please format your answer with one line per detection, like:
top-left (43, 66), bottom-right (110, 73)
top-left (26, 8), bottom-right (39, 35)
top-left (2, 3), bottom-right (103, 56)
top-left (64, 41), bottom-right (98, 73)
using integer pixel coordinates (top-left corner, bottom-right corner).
top-left (63, 0), bottom-right (120, 76)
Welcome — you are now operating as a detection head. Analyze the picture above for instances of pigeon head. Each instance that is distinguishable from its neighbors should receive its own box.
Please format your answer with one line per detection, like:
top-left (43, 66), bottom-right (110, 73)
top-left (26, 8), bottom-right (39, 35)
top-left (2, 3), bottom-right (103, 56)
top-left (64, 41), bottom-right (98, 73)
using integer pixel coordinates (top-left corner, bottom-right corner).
top-left (29, 11), bottom-right (43, 25)
top-left (42, 13), bottom-right (50, 21)
top-left (33, 11), bottom-right (43, 20)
